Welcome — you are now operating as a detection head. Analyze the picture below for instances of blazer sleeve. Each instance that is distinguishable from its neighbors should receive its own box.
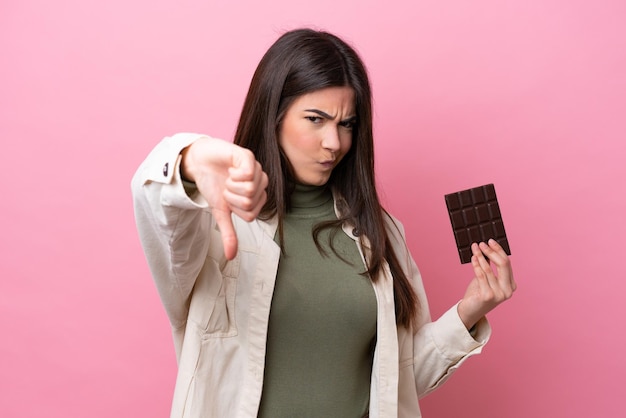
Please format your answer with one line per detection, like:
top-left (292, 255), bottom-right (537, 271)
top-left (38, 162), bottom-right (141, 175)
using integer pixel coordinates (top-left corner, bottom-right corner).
top-left (131, 133), bottom-right (221, 332)
top-left (386, 215), bottom-right (491, 398)
top-left (408, 255), bottom-right (491, 398)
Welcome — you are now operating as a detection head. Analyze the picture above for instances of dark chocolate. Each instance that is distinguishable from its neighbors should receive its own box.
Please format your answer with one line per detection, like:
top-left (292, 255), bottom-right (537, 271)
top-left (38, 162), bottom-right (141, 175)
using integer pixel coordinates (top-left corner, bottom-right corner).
top-left (444, 183), bottom-right (511, 264)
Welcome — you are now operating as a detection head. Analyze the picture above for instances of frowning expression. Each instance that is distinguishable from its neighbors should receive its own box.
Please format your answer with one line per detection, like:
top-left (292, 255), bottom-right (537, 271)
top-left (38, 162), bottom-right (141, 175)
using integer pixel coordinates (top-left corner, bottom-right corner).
top-left (278, 86), bottom-right (356, 186)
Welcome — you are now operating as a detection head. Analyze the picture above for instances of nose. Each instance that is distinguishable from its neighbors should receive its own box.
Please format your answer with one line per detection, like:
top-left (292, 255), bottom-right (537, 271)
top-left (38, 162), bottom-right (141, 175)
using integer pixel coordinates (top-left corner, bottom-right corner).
top-left (321, 127), bottom-right (341, 153)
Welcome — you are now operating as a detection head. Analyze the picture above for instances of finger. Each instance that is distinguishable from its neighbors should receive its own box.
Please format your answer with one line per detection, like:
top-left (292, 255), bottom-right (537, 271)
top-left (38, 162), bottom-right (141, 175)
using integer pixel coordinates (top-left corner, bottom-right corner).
top-left (229, 148), bottom-right (257, 181)
top-left (471, 244), bottom-right (492, 284)
top-left (471, 245), bottom-right (486, 280)
top-left (479, 241), bottom-right (516, 297)
top-left (226, 165), bottom-right (267, 198)
top-left (224, 168), bottom-right (268, 218)
top-left (473, 242), bottom-right (507, 298)
top-left (479, 239), bottom-right (507, 265)
top-left (473, 242), bottom-right (494, 277)
top-left (482, 240), bottom-right (515, 284)
top-left (212, 207), bottom-right (238, 260)
top-left (470, 249), bottom-right (494, 297)
top-left (224, 189), bottom-right (267, 222)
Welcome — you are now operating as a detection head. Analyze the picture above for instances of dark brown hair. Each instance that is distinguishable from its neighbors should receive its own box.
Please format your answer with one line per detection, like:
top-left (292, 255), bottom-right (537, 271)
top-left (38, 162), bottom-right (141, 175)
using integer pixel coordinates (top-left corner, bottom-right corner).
top-left (234, 28), bottom-right (418, 328)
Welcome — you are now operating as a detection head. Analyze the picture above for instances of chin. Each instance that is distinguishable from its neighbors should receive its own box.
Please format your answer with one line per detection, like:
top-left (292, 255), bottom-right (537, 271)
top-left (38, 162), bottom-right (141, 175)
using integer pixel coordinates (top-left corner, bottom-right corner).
top-left (300, 177), bottom-right (330, 186)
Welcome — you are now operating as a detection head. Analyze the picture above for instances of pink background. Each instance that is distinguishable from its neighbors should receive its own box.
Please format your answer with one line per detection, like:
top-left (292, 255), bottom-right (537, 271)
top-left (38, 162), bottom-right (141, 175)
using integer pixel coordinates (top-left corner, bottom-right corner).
top-left (2, 0), bottom-right (624, 416)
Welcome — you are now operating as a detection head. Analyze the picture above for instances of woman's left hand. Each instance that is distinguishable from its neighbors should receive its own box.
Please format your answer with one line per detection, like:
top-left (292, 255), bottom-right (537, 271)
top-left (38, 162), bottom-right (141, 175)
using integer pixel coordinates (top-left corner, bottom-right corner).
top-left (457, 239), bottom-right (516, 330)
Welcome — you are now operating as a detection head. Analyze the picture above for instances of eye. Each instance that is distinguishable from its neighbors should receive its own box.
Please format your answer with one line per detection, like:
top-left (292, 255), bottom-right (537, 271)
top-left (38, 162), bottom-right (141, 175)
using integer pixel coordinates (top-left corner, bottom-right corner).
top-left (305, 116), bottom-right (323, 124)
top-left (339, 119), bottom-right (356, 130)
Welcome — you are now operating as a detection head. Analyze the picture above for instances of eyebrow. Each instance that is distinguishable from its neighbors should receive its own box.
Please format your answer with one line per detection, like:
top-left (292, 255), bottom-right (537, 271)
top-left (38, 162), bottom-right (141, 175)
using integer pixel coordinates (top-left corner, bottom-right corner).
top-left (304, 109), bottom-right (356, 123)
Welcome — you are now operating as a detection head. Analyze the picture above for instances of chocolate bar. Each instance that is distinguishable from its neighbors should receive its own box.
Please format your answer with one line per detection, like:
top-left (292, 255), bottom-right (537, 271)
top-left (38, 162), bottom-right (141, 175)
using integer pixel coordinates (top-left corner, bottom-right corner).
top-left (444, 183), bottom-right (511, 264)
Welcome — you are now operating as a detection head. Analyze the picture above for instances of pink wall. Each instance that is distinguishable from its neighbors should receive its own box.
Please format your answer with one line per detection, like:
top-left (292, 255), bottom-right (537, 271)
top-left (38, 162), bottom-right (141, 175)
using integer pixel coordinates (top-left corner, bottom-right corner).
top-left (2, 1), bottom-right (624, 416)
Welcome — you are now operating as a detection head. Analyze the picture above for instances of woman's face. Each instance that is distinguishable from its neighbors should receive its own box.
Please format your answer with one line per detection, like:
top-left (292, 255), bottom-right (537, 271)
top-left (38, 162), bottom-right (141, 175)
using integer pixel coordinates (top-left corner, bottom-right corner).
top-left (278, 86), bottom-right (355, 186)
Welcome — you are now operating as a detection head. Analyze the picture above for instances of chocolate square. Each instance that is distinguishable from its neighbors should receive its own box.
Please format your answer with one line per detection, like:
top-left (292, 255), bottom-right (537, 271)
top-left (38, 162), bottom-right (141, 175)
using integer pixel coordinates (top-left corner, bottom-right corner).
top-left (444, 183), bottom-right (511, 263)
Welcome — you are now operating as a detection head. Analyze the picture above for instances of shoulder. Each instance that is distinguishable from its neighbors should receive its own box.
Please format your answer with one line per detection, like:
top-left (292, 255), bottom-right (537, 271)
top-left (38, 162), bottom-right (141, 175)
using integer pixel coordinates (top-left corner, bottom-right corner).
top-left (382, 210), bottom-right (407, 242)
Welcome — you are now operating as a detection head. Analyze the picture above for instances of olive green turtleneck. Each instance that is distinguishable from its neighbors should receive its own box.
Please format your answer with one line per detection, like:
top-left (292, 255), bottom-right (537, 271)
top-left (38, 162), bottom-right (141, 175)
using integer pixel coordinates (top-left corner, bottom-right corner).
top-left (258, 184), bottom-right (377, 418)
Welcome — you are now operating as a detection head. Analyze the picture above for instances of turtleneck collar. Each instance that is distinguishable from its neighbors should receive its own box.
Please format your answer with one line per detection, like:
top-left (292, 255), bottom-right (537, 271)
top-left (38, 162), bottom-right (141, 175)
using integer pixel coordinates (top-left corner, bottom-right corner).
top-left (288, 183), bottom-right (333, 216)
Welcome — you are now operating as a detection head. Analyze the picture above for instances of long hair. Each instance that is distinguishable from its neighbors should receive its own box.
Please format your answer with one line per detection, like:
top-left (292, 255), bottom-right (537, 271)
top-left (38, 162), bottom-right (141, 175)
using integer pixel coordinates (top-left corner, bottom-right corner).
top-left (234, 28), bottom-right (418, 328)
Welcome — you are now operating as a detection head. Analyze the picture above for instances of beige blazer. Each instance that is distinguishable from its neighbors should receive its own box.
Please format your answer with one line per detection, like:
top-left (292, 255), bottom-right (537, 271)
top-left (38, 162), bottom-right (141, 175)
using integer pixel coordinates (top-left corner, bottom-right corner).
top-left (132, 133), bottom-right (491, 418)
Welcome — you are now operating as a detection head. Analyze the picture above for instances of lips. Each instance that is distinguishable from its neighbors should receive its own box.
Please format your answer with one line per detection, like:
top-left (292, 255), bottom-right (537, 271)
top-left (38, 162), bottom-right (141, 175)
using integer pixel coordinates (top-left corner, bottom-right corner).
top-left (319, 159), bottom-right (336, 169)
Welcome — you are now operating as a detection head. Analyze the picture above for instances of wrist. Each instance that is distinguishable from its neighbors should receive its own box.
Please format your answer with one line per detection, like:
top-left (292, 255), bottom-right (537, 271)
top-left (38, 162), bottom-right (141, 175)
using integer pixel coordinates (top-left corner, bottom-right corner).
top-left (180, 143), bottom-right (197, 182)
top-left (457, 300), bottom-right (482, 331)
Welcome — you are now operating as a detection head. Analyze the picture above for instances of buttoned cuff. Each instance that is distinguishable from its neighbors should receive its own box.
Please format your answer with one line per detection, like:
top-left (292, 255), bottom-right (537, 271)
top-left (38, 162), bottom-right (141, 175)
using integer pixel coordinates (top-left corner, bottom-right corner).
top-left (431, 302), bottom-right (491, 361)
top-left (142, 133), bottom-right (211, 209)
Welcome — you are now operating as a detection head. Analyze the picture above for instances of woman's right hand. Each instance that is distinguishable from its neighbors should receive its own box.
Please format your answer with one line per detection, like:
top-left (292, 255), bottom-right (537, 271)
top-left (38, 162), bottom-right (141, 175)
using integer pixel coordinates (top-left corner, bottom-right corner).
top-left (181, 137), bottom-right (269, 260)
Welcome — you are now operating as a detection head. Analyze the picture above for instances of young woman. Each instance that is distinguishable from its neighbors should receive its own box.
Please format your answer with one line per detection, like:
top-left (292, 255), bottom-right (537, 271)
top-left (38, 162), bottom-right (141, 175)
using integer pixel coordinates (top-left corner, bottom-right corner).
top-left (132, 28), bottom-right (515, 418)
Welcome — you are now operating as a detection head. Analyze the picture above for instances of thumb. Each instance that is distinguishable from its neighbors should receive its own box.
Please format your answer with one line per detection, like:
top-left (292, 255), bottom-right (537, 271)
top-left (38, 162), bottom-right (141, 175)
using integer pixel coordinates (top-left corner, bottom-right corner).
top-left (229, 147), bottom-right (256, 181)
top-left (212, 207), bottom-right (238, 260)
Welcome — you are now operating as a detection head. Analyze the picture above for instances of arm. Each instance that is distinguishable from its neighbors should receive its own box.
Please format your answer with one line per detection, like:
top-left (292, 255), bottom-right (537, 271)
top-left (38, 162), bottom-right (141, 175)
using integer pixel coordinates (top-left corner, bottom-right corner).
top-left (412, 239), bottom-right (515, 397)
top-left (403, 247), bottom-right (491, 398)
top-left (180, 136), bottom-right (268, 259)
top-left (131, 133), bottom-right (215, 332)
top-left (131, 133), bottom-right (269, 331)
top-left (386, 218), bottom-right (514, 398)
top-left (457, 240), bottom-right (516, 330)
